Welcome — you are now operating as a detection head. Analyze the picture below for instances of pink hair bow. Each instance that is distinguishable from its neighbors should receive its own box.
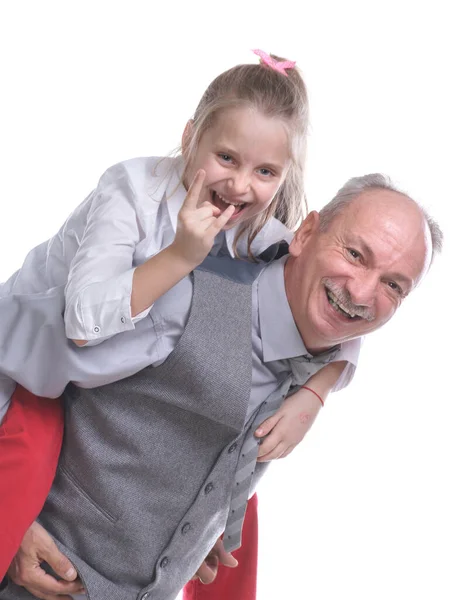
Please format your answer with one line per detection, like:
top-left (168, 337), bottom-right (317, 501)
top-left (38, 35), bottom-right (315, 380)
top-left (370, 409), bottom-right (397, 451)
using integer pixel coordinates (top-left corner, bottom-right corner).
top-left (252, 49), bottom-right (296, 76)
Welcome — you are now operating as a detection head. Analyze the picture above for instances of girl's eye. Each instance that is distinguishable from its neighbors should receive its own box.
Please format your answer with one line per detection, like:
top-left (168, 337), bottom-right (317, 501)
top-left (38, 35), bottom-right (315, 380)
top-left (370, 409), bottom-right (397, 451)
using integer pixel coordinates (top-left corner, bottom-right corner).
top-left (258, 168), bottom-right (273, 177)
top-left (347, 248), bottom-right (361, 260)
top-left (218, 154), bottom-right (233, 163)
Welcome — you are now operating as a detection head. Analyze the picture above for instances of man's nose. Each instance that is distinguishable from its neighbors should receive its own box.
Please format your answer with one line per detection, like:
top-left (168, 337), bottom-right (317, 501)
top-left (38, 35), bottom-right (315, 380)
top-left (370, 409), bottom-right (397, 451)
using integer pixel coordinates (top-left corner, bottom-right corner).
top-left (346, 273), bottom-right (378, 307)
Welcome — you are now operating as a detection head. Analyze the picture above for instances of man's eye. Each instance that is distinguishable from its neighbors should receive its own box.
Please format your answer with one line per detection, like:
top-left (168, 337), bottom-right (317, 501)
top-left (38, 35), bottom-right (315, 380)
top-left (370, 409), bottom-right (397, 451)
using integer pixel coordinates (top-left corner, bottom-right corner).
top-left (387, 281), bottom-right (403, 294)
top-left (347, 248), bottom-right (361, 260)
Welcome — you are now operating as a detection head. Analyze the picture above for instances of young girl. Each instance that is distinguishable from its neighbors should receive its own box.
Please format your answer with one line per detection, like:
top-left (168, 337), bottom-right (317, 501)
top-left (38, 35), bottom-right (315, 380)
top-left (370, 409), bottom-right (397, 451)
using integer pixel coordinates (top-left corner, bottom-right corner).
top-left (0, 51), bottom-right (358, 594)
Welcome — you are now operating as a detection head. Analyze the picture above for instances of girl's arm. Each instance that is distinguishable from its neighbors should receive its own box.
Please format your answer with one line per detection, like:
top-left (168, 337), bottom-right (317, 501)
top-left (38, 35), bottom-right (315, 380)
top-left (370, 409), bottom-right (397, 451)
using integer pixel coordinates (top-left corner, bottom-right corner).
top-left (68, 170), bottom-right (233, 346)
top-left (256, 361), bottom-right (347, 462)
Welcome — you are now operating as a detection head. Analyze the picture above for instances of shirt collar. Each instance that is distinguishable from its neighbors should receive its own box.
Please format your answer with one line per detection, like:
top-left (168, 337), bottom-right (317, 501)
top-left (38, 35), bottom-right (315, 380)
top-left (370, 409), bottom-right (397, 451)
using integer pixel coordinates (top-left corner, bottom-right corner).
top-left (258, 256), bottom-right (308, 362)
top-left (166, 156), bottom-right (293, 259)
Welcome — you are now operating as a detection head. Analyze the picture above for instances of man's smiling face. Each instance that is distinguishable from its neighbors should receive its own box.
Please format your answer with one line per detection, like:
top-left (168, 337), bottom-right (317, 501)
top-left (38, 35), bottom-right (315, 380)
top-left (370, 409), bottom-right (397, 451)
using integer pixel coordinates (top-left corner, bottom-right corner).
top-left (284, 189), bottom-right (432, 354)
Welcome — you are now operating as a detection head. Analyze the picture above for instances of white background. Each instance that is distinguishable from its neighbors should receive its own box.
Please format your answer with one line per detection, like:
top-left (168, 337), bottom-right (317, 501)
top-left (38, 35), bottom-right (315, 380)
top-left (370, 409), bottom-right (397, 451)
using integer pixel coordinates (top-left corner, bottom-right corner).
top-left (1, 1), bottom-right (456, 599)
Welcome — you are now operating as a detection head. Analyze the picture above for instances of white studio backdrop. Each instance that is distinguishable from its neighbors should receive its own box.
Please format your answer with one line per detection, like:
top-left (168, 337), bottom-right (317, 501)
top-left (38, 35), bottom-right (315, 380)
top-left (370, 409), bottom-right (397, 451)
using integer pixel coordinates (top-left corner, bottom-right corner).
top-left (0, 2), bottom-right (456, 599)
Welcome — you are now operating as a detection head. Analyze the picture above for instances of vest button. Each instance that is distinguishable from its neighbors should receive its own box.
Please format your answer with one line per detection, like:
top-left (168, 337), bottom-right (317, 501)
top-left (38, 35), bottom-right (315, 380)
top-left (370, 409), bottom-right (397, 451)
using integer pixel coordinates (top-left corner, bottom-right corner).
top-left (181, 522), bottom-right (191, 534)
top-left (228, 443), bottom-right (238, 454)
top-left (204, 482), bottom-right (214, 494)
top-left (160, 557), bottom-right (170, 568)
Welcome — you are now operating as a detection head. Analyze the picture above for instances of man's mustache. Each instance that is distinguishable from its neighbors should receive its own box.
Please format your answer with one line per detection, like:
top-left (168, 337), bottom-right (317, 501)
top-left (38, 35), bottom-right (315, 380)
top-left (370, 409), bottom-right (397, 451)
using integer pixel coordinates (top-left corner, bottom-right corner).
top-left (323, 278), bottom-right (376, 322)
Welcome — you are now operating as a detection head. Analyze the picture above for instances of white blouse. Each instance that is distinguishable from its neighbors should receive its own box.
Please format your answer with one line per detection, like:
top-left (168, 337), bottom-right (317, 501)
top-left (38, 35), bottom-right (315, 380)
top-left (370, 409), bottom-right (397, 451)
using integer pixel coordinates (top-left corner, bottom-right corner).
top-left (1, 155), bottom-right (293, 344)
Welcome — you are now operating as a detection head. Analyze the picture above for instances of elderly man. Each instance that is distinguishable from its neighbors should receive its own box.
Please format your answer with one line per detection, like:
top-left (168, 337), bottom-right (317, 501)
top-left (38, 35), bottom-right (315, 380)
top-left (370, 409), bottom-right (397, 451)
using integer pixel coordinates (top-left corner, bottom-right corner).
top-left (0, 174), bottom-right (441, 600)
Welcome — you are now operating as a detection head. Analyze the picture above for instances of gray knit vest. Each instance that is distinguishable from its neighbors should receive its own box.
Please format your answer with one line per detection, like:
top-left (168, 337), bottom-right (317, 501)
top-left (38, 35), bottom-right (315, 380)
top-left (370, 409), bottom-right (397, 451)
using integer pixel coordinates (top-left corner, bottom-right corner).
top-left (1, 257), bottom-right (267, 600)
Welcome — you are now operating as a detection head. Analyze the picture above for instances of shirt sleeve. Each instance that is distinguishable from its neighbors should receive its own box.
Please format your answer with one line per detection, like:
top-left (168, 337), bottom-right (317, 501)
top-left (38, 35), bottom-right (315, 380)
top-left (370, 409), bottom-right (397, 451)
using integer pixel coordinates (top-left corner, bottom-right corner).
top-left (64, 169), bottom-right (153, 342)
top-left (332, 337), bottom-right (363, 392)
top-left (0, 285), bottom-right (166, 398)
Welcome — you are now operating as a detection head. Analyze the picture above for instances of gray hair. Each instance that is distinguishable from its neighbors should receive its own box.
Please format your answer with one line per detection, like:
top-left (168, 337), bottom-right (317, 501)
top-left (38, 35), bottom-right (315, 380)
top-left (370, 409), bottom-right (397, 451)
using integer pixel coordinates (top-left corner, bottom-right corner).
top-left (319, 173), bottom-right (443, 261)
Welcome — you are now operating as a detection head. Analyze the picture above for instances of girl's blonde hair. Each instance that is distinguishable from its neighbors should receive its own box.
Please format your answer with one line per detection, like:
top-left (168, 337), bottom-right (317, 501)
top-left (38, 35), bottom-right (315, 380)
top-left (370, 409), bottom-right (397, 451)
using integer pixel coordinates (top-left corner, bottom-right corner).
top-left (181, 53), bottom-right (309, 259)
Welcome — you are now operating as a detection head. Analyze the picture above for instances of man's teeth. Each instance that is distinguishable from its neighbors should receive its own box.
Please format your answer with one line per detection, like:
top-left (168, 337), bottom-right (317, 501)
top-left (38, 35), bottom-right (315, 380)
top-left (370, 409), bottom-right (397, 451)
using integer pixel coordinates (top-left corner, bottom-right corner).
top-left (215, 192), bottom-right (244, 207)
top-left (327, 290), bottom-right (357, 319)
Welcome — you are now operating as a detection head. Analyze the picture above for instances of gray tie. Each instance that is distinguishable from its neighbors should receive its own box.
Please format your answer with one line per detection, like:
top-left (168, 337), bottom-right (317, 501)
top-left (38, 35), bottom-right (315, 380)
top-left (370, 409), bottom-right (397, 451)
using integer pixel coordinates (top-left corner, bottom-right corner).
top-left (223, 350), bottom-right (339, 551)
top-left (223, 375), bottom-right (293, 551)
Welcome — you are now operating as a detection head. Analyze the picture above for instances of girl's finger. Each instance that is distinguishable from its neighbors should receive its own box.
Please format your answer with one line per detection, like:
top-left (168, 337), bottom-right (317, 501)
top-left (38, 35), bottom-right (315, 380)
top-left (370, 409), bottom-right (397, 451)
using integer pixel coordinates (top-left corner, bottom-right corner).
top-left (196, 203), bottom-right (221, 219)
top-left (257, 431), bottom-right (281, 458)
top-left (182, 169), bottom-right (206, 209)
top-left (257, 442), bottom-right (286, 463)
top-left (209, 204), bottom-right (235, 232)
top-left (255, 414), bottom-right (282, 438)
top-left (279, 445), bottom-right (295, 460)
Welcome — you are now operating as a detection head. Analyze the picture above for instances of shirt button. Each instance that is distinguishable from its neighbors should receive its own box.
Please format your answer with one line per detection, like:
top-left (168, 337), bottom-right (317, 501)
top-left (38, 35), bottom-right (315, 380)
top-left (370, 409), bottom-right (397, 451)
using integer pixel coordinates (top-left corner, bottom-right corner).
top-left (120, 316), bottom-right (126, 324)
top-left (228, 443), bottom-right (238, 454)
top-left (204, 482), bottom-right (214, 494)
top-left (93, 326), bottom-right (100, 333)
top-left (181, 523), bottom-right (191, 535)
top-left (142, 594), bottom-right (150, 600)
top-left (160, 557), bottom-right (170, 568)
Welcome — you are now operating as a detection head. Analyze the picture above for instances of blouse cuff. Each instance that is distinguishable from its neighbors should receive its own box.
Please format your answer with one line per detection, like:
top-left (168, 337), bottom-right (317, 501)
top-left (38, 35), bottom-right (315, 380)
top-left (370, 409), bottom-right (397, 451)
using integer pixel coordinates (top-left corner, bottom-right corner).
top-left (64, 268), bottom-right (153, 342)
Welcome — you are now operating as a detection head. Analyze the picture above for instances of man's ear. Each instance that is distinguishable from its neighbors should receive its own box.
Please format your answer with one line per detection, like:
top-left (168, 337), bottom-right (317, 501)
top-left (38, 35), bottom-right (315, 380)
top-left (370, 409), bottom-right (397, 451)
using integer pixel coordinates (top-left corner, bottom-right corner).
top-left (181, 120), bottom-right (194, 157)
top-left (289, 211), bottom-right (320, 257)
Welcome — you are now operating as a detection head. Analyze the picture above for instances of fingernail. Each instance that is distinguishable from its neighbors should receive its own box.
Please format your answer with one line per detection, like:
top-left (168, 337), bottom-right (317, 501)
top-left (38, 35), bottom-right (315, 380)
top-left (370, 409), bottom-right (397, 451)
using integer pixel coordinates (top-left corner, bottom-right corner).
top-left (255, 428), bottom-right (263, 435)
top-left (65, 567), bottom-right (76, 578)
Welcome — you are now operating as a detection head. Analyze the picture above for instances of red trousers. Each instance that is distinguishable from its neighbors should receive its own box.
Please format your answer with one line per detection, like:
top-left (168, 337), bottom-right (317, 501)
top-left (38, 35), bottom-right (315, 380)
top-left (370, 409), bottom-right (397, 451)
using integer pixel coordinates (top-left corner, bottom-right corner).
top-left (0, 387), bottom-right (259, 600)
top-left (182, 493), bottom-right (258, 600)
top-left (0, 386), bottom-right (63, 579)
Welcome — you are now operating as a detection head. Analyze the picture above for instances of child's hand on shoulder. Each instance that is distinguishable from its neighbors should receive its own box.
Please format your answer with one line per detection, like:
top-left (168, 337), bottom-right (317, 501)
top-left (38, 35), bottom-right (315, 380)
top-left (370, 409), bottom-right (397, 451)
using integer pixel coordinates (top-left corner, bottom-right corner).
top-left (255, 387), bottom-right (323, 462)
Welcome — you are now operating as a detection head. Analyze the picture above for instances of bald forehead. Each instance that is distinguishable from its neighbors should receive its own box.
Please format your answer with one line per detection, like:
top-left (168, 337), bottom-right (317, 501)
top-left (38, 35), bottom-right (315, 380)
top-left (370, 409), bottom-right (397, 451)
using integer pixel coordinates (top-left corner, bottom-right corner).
top-left (350, 188), bottom-right (422, 218)
top-left (339, 189), bottom-right (427, 238)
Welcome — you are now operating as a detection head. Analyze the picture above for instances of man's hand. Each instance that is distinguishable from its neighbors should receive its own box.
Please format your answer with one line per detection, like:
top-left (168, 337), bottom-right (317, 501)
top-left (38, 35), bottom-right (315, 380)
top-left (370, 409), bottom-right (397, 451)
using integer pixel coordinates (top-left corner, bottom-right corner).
top-left (8, 521), bottom-right (84, 600)
top-left (192, 538), bottom-right (238, 584)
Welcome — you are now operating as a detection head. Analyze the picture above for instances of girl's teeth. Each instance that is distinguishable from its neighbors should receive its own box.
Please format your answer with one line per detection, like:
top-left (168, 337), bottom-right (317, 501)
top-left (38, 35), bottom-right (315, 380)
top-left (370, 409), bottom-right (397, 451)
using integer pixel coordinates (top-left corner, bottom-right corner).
top-left (216, 192), bottom-right (243, 207)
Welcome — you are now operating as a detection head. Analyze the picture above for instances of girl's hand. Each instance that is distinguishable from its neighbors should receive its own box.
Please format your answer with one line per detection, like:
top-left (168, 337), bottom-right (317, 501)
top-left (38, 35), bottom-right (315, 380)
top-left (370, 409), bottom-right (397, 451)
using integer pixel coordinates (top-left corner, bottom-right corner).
top-left (171, 169), bottom-right (235, 267)
top-left (255, 387), bottom-right (322, 462)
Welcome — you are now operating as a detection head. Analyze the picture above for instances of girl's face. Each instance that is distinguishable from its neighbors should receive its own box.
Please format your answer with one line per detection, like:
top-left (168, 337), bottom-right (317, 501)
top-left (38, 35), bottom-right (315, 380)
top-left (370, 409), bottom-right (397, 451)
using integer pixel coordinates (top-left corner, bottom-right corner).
top-left (183, 106), bottom-right (291, 229)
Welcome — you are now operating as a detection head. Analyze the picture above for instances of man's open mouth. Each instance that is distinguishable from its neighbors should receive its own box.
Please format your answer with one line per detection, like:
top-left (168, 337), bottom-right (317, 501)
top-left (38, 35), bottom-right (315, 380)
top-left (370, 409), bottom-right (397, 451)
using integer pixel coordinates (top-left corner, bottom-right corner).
top-left (325, 288), bottom-right (360, 320)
